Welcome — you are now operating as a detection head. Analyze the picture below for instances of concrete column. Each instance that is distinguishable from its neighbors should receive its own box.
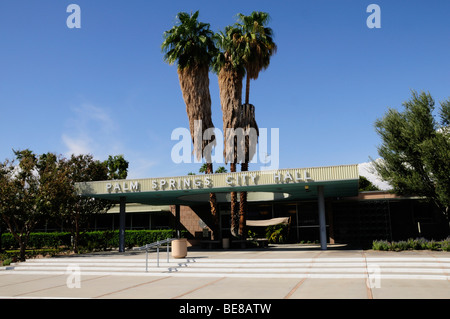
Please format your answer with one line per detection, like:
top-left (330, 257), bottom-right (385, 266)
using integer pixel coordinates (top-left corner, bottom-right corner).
top-left (119, 196), bottom-right (126, 252)
top-left (317, 186), bottom-right (327, 250)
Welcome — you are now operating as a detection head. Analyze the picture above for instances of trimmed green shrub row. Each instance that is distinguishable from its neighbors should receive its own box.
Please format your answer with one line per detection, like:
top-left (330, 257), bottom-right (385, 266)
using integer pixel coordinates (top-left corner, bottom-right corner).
top-left (1, 229), bottom-right (184, 251)
top-left (1, 232), bottom-right (71, 250)
top-left (78, 230), bottom-right (183, 251)
top-left (1, 249), bottom-right (65, 262)
top-left (372, 237), bottom-right (450, 251)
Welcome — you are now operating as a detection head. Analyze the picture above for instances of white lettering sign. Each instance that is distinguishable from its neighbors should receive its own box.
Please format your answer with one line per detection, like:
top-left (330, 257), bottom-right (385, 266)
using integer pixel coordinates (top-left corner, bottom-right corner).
top-left (105, 169), bottom-right (312, 193)
top-left (106, 181), bottom-right (140, 193)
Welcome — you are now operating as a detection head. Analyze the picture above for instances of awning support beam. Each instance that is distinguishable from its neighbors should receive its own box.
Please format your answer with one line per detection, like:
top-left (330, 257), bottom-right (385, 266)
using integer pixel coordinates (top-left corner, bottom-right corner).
top-left (317, 186), bottom-right (327, 250)
top-left (119, 196), bottom-right (126, 252)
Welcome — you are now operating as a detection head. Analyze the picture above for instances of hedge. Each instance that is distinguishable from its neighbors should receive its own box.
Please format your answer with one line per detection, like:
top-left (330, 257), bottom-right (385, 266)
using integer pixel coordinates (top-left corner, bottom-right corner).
top-left (372, 237), bottom-right (450, 251)
top-left (1, 229), bottom-right (184, 251)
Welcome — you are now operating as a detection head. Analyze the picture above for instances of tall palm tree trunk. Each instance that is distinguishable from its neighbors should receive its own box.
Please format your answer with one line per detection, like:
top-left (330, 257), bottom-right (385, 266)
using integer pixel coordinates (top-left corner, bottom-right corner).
top-left (239, 75), bottom-right (251, 238)
top-left (245, 75), bottom-right (251, 105)
top-left (178, 64), bottom-right (218, 238)
top-left (177, 64), bottom-right (215, 161)
top-left (239, 162), bottom-right (248, 237)
top-left (206, 163), bottom-right (219, 239)
top-left (238, 102), bottom-right (258, 238)
top-left (218, 62), bottom-right (244, 238)
top-left (229, 163), bottom-right (239, 237)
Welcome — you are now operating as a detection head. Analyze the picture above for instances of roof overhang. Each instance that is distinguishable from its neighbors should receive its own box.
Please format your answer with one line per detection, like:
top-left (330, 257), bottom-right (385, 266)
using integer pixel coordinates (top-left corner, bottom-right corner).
top-left (75, 164), bottom-right (359, 205)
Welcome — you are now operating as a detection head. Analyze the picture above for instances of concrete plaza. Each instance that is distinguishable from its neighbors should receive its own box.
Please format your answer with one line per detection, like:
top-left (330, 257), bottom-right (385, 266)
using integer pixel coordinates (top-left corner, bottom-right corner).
top-left (1, 244), bottom-right (449, 300)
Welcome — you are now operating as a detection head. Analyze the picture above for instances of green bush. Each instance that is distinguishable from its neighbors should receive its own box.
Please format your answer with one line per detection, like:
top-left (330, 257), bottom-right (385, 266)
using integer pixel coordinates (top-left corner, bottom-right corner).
top-left (372, 240), bottom-right (390, 251)
top-left (1, 248), bottom-right (64, 262)
top-left (1, 229), bottom-right (183, 253)
top-left (372, 237), bottom-right (450, 251)
top-left (440, 238), bottom-right (450, 252)
top-left (1, 232), bottom-right (72, 250)
top-left (265, 225), bottom-right (288, 244)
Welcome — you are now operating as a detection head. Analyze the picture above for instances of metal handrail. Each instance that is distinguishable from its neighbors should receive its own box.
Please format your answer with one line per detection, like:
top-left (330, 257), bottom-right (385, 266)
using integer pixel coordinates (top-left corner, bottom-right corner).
top-left (137, 238), bottom-right (176, 271)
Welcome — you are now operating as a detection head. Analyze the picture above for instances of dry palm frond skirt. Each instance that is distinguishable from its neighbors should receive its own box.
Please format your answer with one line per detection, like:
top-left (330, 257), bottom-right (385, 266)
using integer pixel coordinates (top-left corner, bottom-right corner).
top-left (178, 64), bottom-right (216, 162)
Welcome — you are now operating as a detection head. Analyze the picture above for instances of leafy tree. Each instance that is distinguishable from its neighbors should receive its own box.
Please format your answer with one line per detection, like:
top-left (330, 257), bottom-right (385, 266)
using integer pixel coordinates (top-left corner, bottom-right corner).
top-left (0, 150), bottom-right (70, 261)
top-left (373, 90), bottom-right (450, 225)
top-left (359, 176), bottom-right (380, 192)
top-left (105, 155), bottom-right (128, 180)
top-left (60, 154), bottom-right (118, 253)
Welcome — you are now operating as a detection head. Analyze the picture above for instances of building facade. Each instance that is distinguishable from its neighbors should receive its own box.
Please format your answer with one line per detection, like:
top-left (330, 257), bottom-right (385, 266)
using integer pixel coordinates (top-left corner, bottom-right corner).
top-left (76, 164), bottom-right (449, 250)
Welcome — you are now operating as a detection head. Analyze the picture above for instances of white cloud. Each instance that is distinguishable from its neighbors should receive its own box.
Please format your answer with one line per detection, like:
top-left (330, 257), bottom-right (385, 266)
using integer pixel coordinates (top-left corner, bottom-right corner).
top-left (358, 160), bottom-right (392, 190)
top-left (61, 103), bottom-right (161, 179)
top-left (127, 157), bottom-right (158, 179)
top-left (61, 134), bottom-right (92, 156)
top-left (62, 103), bottom-right (121, 160)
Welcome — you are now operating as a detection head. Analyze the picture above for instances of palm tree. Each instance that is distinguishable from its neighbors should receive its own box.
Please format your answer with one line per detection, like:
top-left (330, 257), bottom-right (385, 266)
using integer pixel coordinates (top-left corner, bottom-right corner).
top-left (214, 166), bottom-right (227, 173)
top-left (235, 11), bottom-right (277, 237)
top-left (162, 11), bottom-right (219, 237)
top-left (199, 163), bottom-right (219, 238)
top-left (236, 11), bottom-right (277, 105)
top-left (162, 11), bottom-right (217, 162)
top-left (212, 26), bottom-right (246, 237)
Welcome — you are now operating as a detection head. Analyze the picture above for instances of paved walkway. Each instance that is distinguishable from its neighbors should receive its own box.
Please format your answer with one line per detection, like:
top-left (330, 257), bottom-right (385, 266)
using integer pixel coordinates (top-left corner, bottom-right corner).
top-left (1, 244), bottom-right (449, 301)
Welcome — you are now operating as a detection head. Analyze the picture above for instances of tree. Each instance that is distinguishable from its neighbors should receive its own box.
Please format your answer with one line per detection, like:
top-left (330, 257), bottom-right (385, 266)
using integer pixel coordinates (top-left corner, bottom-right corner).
top-left (212, 25), bottom-right (246, 237)
top-left (215, 166), bottom-right (227, 173)
top-left (105, 155), bottom-right (128, 180)
top-left (60, 154), bottom-right (118, 253)
top-left (234, 11), bottom-right (276, 237)
top-left (0, 150), bottom-right (70, 261)
top-left (359, 176), bottom-right (380, 192)
top-left (373, 90), bottom-right (450, 227)
top-left (236, 11), bottom-right (277, 105)
top-left (162, 11), bottom-right (217, 162)
top-left (199, 163), bottom-right (209, 174)
top-left (162, 11), bottom-right (219, 237)
top-left (199, 163), bottom-right (219, 237)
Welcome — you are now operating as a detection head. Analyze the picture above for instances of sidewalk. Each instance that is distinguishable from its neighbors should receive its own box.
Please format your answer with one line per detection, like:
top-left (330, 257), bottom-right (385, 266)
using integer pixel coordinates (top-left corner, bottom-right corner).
top-left (0, 244), bottom-right (449, 301)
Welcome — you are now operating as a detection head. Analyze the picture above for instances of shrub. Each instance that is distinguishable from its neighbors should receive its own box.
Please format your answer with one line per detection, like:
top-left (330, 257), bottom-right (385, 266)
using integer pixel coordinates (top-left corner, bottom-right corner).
top-left (426, 240), bottom-right (440, 251)
top-left (372, 237), bottom-right (450, 251)
top-left (372, 240), bottom-right (390, 251)
top-left (1, 229), bottom-right (182, 254)
top-left (265, 225), bottom-right (288, 244)
top-left (440, 238), bottom-right (450, 252)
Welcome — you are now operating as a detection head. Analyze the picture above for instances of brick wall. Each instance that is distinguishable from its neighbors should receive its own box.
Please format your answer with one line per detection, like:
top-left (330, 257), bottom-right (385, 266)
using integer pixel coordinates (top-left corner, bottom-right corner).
top-left (170, 205), bottom-right (212, 238)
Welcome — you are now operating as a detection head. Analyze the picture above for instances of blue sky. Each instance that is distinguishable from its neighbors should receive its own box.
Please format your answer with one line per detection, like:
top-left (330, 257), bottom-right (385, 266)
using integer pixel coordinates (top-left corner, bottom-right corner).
top-left (1, 0), bottom-right (450, 179)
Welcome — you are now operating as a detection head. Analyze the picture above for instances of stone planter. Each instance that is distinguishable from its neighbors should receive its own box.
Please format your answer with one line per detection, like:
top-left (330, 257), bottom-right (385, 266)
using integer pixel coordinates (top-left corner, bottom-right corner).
top-left (171, 238), bottom-right (187, 258)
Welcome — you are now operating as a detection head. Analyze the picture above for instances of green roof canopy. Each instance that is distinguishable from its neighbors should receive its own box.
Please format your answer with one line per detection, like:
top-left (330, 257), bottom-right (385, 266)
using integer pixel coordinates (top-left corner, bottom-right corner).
top-left (76, 165), bottom-right (359, 205)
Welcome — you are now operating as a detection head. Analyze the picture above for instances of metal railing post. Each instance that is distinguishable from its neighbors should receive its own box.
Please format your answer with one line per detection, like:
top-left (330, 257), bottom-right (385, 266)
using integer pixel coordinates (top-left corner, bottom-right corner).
top-left (156, 241), bottom-right (160, 267)
top-left (167, 241), bottom-right (170, 263)
top-left (137, 238), bottom-right (175, 271)
top-left (145, 247), bottom-right (148, 272)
